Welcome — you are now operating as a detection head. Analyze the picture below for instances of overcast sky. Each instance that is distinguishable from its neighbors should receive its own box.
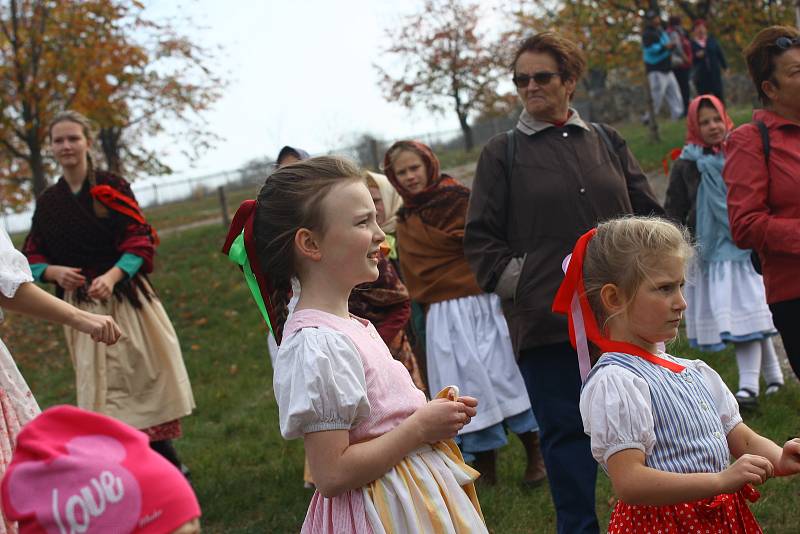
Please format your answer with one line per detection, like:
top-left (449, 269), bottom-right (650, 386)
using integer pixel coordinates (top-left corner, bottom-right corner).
top-left (147, 0), bottom-right (502, 178)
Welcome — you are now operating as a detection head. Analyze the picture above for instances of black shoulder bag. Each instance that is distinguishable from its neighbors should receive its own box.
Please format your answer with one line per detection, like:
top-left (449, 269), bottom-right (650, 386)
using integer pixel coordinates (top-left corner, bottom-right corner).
top-left (749, 121), bottom-right (770, 275)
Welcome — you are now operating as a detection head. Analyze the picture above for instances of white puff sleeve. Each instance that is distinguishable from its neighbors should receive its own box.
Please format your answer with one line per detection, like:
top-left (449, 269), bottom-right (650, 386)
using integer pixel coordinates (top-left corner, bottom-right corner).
top-left (580, 366), bottom-right (656, 468)
top-left (0, 228), bottom-right (33, 300)
top-left (274, 326), bottom-right (371, 440)
top-left (691, 359), bottom-right (742, 435)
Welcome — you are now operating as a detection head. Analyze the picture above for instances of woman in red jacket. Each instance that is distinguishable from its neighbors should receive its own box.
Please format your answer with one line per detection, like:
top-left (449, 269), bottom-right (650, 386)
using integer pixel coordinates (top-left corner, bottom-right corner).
top-left (723, 26), bottom-right (800, 381)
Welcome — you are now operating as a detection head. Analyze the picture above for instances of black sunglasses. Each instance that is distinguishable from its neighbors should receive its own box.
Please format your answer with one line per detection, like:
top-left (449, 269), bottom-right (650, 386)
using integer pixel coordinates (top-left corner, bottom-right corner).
top-left (774, 36), bottom-right (800, 50)
top-left (512, 71), bottom-right (561, 88)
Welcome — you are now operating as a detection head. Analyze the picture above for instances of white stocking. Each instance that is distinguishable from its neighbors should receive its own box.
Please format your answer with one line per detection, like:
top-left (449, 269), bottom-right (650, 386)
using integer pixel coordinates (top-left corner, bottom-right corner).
top-left (734, 340), bottom-right (761, 394)
top-left (759, 337), bottom-right (784, 386)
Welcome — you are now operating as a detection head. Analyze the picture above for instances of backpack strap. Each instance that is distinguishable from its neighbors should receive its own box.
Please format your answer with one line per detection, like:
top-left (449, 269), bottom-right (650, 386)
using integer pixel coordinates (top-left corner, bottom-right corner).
top-left (505, 129), bottom-right (516, 183)
top-left (750, 120), bottom-right (771, 275)
top-left (755, 120), bottom-right (770, 166)
top-left (591, 122), bottom-right (616, 158)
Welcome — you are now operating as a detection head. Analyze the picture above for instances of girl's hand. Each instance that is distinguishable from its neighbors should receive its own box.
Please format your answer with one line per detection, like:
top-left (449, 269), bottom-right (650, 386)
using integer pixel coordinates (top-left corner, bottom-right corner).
top-left (88, 268), bottom-right (125, 300)
top-left (71, 310), bottom-right (122, 344)
top-left (44, 266), bottom-right (86, 291)
top-left (456, 395), bottom-right (478, 415)
top-left (88, 273), bottom-right (115, 300)
top-left (775, 438), bottom-right (800, 476)
top-left (717, 454), bottom-right (774, 493)
top-left (411, 398), bottom-right (477, 444)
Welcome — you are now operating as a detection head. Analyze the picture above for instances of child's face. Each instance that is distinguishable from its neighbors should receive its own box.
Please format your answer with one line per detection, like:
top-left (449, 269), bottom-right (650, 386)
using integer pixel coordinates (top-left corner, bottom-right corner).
top-left (315, 180), bottom-right (386, 287)
top-left (618, 255), bottom-right (687, 350)
top-left (391, 150), bottom-right (429, 194)
top-left (368, 185), bottom-right (386, 226)
top-left (697, 106), bottom-right (727, 146)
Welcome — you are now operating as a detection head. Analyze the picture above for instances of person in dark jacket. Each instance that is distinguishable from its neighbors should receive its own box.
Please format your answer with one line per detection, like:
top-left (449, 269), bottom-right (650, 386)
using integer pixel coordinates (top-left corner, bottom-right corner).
top-left (691, 20), bottom-right (728, 103)
top-left (464, 32), bottom-right (663, 534)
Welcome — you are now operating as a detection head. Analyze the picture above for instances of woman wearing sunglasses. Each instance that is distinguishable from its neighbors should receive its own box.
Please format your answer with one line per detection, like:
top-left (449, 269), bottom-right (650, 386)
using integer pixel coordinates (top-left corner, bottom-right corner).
top-left (464, 32), bottom-right (662, 534)
top-left (724, 26), bottom-right (800, 383)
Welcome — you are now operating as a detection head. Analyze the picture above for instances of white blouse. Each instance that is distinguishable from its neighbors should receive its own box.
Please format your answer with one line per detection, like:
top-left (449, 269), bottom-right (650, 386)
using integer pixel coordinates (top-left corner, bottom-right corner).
top-left (0, 229), bottom-right (33, 320)
top-left (274, 326), bottom-right (370, 440)
top-left (580, 356), bottom-right (742, 468)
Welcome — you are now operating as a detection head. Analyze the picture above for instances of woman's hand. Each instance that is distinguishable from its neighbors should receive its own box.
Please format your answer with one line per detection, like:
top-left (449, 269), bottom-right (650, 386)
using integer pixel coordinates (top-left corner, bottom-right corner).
top-left (71, 310), bottom-right (122, 344)
top-left (88, 267), bottom-right (125, 300)
top-left (44, 266), bottom-right (85, 291)
top-left (410, 396), bottom-right (478, 444)
top-left (775, 438), bottom-right (800, 476)
top-left (716, 454), bottom-right (774, 493)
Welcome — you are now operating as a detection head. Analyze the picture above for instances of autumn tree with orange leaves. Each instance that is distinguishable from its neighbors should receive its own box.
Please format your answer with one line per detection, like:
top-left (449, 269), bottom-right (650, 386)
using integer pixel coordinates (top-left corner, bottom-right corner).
top-left (375, 0), bottom-right (506, 150)
top-left (0, 0), bottom-right (222, 208)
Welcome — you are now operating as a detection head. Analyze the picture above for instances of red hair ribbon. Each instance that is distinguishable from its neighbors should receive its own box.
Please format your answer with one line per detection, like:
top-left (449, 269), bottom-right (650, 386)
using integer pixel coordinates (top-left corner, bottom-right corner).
top-left (552, 228), bottom-right (685, 382)
top-left (221, 200), bottom-right (279, 341)
top-left (90, 185), bottom-right (160, 245)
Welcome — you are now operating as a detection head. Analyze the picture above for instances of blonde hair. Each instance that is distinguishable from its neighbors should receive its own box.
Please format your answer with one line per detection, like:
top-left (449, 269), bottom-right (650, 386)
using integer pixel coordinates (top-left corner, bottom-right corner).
top-left (48, 110), bottom-right (109, 218)
top-left (49, 110), bottom-right (94, 142)
top-left (583, 216), bottom-right (693, 326)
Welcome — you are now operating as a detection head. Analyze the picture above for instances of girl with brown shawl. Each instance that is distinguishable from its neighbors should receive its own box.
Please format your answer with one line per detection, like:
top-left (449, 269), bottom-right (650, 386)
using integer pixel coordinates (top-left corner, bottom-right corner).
top-left (22, 111), bottom-right (195, 475)
top-left (384, 141), bottom-right (545, 485)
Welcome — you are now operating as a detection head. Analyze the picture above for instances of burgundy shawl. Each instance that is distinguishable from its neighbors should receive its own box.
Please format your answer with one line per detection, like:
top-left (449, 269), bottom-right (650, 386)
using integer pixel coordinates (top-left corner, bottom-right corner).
top-left (22, 171), bottom-right (157, 307)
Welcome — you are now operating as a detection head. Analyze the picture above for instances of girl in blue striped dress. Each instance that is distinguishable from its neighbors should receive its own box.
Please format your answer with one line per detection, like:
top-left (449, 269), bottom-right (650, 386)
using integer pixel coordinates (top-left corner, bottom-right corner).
top-left (552, 216), bottom-right (800, 533)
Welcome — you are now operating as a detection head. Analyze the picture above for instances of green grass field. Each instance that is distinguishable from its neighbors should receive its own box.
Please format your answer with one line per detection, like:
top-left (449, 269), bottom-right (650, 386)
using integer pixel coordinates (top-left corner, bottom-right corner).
top-left (4, 110), bottom-right (799, 533)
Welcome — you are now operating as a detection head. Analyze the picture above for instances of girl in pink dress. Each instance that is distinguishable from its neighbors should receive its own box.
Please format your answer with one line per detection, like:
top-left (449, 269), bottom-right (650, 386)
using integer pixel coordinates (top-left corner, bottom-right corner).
top-left (222, 156), bottom-right (487, 533)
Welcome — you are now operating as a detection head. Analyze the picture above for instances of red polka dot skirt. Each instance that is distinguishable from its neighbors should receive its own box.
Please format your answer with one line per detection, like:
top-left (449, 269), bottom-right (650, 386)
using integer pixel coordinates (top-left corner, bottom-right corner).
top-left (141, 418), bottom-right (182, 441)
top-left (608, 484), bottom-right (762, 533)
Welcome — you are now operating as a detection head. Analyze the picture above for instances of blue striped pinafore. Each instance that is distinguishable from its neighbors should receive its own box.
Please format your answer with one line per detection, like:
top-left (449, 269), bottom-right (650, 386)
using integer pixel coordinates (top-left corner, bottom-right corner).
top-left (587, 352), bottom-right (762, 533)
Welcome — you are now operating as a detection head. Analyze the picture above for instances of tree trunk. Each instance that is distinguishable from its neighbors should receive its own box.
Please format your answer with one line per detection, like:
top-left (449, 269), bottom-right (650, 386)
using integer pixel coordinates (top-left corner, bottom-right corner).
top-left (458, 112), bottom-right (474, 151)
top-left (796, 0), bottom-right (800, 29)
top-left (99, 127), bottom-right (124, 174)
top-left (30, 144), bottom-right (48, 199)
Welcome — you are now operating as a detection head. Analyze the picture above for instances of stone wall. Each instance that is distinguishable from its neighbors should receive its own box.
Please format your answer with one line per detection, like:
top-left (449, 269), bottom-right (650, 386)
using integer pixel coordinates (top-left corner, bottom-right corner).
top-left (575, 72), bottom-right (759, 123)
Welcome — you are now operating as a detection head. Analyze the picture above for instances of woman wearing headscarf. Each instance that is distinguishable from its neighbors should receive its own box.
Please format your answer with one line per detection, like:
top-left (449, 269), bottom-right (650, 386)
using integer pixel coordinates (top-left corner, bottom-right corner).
top-left (384, 140), bottom-right (544, 486)
top-left (665, 95), bottom-right (783, 408)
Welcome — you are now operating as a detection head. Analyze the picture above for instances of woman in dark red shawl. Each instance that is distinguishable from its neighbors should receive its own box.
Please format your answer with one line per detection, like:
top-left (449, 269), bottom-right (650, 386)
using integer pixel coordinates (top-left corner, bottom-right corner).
top-left (22, 111), bottom-right (195, 474)
top-left (383, 140), bottom-right (545, 485)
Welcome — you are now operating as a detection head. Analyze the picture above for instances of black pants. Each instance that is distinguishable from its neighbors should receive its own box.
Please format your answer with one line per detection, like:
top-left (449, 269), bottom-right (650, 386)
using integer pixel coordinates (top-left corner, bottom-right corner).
top-left (518, 342), bottom-right (600, 534)
top-left (673, 68), bottom-right (691, 116)
top-left (768, 298), bottom-right (800, 380)
top-left (150, 439), bottom-right (182, 469)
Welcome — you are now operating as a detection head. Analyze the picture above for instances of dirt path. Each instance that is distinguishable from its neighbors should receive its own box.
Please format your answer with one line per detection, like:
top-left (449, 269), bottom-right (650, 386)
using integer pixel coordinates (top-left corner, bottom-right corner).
top-left (159, 216), bottom-right (224, 237)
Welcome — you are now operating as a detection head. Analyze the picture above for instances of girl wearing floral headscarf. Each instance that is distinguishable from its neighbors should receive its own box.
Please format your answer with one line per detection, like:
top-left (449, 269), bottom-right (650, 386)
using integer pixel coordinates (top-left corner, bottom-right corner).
top-left (665, 95), bottom-right (783, 408)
